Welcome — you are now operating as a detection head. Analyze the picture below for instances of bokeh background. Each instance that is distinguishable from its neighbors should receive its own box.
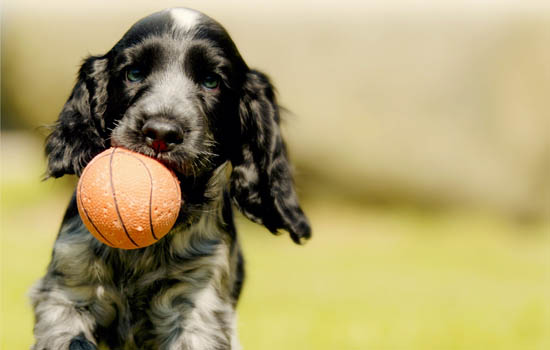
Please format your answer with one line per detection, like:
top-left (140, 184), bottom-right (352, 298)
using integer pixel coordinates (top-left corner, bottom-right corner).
top-left (2, 0), bottom-right (549, 349)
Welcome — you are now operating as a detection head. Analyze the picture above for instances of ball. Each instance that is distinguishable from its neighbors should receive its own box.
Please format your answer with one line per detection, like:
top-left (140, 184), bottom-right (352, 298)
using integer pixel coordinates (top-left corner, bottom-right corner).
top-left (76, 147), bottom-right (181, 249)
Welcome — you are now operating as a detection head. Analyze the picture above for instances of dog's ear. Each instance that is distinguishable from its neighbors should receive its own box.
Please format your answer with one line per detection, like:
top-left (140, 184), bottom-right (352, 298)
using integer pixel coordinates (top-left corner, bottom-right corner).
top-left (230, 70), bottom-right (311, 244)
top-left (45, 56), bottom-right (109, 178)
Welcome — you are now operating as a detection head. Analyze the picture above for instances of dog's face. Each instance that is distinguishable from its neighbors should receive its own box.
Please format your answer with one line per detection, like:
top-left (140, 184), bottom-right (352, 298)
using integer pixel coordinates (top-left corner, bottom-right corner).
top-left (46, 8), bottom-right (311, 243)
top-left (108, 9), bottom-right (246, 177)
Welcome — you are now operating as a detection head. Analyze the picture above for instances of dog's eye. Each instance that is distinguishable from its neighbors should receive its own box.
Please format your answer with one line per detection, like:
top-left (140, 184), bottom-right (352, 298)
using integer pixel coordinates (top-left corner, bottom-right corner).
top-left (126, 67), bottom-right (145, 83)
top-left (202, 74), bottom-right (220, 90)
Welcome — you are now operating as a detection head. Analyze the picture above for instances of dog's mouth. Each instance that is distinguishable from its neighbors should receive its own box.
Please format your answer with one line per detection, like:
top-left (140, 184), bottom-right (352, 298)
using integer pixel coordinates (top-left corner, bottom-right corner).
top-left (107, 138), bottom-right (224, 228)
top-left (109, 136), bottom-right (223, 201)
top-left (110, 120), bottom-right (218, 179)
top-left (110, 139), bottom-right (195, 176)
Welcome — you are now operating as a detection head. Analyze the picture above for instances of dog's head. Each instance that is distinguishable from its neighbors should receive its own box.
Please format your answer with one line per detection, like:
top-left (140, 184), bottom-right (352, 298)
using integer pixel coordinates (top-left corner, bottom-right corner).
top-left (45, 8), bottom-right (310, 244)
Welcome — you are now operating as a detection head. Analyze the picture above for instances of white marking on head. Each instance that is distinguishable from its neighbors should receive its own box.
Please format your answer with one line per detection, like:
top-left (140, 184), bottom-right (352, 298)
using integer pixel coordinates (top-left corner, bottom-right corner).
top-left (169, 8), bottom-right (200, 32)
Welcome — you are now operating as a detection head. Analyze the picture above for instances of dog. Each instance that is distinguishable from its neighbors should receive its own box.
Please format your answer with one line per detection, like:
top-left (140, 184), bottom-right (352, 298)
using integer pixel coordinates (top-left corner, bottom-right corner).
top-left (31, 8), bottom-right (311, 350)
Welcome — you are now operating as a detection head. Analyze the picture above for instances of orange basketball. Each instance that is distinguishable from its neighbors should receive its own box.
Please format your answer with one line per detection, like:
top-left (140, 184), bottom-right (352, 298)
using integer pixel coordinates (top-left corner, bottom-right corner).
top-left (76, 147), bottom-right (181, 249)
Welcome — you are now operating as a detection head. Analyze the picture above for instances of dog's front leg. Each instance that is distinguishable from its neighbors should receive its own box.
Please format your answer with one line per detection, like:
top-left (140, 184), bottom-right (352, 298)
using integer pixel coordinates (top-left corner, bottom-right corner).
top-left (30, 278), bottom-right (98, 350)
top-left (148, 281), bottom-right (239, 350)
top-left (30, 213), bottom-right (114, 350)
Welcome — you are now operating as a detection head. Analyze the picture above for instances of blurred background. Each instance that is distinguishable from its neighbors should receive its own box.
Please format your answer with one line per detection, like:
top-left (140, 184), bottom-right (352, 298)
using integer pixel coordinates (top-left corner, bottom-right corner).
top-left (1, 0), bottom-right (549, 349)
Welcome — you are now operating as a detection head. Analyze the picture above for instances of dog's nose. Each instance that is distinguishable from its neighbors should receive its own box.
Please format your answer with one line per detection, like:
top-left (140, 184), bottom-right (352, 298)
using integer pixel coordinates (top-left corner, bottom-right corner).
top-left (142, 119), bottom-right (184, 152)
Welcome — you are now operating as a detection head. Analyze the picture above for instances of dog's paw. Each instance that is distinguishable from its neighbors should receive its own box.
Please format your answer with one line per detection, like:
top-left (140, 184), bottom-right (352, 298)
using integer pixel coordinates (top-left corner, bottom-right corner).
top-left (69, 334), bottom-right (97, 350)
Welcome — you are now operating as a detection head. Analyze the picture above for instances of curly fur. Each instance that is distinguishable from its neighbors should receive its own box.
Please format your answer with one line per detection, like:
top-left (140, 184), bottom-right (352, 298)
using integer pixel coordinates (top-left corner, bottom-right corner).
top-left (31, 8), bottom-right (310, 350)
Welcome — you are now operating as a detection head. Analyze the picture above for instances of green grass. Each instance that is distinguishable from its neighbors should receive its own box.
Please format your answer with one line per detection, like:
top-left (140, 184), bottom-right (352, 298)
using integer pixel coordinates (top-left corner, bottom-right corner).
top-left (2, 181), bottom-right (549, 349)
top-left (237, 202), bottom-right (550, 349)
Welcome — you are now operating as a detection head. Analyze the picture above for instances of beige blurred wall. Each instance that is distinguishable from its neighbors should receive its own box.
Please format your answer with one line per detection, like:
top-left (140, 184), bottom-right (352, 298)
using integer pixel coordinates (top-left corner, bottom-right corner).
top-left (2, 0), bottom-right (549, 217)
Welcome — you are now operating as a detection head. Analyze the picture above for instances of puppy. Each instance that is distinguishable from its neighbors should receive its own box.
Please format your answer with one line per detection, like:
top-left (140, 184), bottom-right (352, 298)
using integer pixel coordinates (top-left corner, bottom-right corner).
top-left (31, 8), bottom-right (310, 350)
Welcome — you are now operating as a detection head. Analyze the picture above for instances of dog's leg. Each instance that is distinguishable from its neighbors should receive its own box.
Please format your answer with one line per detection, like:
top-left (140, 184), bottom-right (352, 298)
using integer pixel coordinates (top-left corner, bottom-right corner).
top-left (145, 237), bottom-right (240, 350)
top-left (30, 212), bottom-right (112, 350)
top-left (30, 279), bottom-right (98, 350)
top-left (149, 283), bottom-right (238, 350)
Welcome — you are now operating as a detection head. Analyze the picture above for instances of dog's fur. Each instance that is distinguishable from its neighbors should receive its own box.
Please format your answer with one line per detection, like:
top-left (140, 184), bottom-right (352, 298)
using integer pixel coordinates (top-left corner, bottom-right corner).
top-left (31, 8), bottom-right (310, 350)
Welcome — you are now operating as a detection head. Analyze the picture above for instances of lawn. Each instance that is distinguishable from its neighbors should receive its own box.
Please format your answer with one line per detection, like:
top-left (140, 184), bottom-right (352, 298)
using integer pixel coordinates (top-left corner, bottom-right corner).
top-left (2, 140), bottom-right (549, 349)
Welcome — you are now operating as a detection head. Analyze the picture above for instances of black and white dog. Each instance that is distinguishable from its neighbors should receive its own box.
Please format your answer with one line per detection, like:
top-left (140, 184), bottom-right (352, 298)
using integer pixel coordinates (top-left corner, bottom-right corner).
top-left (31, 8), bottom-right (310, 350)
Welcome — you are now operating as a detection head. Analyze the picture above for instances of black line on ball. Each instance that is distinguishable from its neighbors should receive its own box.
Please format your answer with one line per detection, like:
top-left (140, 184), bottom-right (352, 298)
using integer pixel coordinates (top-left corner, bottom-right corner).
top-left (78, 162), bottom-right (114, 247)
top-left (110, 148), bottom-right (140, 248)
top-left (120, 152), bottom-right (158, 241)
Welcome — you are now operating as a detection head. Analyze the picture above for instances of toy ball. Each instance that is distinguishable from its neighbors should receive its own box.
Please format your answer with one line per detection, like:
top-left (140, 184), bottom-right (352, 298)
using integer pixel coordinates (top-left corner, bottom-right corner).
top-left (76, 147), bottom-right (181, 249)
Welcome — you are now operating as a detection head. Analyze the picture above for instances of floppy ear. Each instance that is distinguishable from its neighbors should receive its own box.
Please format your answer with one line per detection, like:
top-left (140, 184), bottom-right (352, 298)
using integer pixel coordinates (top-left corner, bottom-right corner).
top-left (45, 56), bottom-right (109, 178)
top-left (230, 70), bottom-right (311, 244)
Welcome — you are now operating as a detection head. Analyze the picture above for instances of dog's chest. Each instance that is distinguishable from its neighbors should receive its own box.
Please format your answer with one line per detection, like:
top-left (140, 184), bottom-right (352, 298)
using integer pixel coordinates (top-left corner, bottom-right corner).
top-left (94, 246), bottom-right (235, 349)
